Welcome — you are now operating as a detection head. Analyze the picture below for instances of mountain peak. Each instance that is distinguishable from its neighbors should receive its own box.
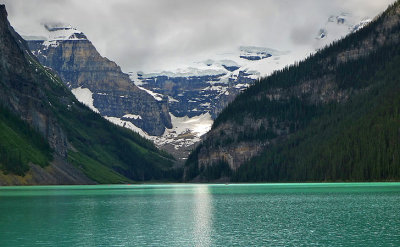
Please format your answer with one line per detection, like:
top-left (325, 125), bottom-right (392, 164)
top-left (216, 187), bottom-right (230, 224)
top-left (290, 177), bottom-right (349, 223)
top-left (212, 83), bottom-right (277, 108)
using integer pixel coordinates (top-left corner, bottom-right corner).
top-left (44, 23), bottom-right (87, 41)
top-left (22, 23), bottom-right (87, 43)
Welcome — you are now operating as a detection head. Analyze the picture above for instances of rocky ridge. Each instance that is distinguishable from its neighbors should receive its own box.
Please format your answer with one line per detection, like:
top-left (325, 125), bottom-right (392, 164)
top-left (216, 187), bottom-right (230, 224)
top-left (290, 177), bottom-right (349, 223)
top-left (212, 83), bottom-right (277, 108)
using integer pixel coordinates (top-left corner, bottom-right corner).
top-left (27, 25), bottom-right (171, 136)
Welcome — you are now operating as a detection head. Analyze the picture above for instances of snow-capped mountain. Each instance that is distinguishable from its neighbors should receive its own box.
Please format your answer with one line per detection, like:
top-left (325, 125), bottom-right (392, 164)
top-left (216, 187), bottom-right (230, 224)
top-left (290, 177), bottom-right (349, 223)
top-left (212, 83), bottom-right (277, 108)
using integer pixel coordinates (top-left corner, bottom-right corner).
top-left (131, 46), bottom-right (296, 120)
top-left (25, 13), bottom-right (372, 160)
top-left (43, 24), bottom-right (87, 44)
top-left (118, 13), bottom-right (372, 159)
top-left (122, 46), bottom-right (303, 159)
top-left (24, 24), bottom-right (87, 48)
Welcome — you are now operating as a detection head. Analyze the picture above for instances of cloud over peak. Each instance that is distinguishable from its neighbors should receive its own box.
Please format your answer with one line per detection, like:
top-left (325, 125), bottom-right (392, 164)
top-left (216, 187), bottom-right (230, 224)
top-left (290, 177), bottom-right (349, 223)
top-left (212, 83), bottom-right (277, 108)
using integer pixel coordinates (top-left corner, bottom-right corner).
top-left (0, 0), bottom-right (395, 72)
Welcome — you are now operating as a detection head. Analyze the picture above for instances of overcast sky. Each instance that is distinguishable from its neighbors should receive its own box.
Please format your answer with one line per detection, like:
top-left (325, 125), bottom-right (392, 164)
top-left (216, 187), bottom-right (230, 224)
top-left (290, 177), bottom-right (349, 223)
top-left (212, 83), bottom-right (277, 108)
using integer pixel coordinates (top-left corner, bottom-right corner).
top-left (0, 0), bottom-right (396, 72)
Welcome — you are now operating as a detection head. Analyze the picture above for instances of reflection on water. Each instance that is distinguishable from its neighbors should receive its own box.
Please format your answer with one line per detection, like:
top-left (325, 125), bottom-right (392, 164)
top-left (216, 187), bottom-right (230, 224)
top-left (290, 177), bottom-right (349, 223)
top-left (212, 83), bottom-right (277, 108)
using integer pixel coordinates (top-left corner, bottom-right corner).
top-left (0, 183), bottom-right (400, 247)
top-left (193, 185), bottom-right (212, 247)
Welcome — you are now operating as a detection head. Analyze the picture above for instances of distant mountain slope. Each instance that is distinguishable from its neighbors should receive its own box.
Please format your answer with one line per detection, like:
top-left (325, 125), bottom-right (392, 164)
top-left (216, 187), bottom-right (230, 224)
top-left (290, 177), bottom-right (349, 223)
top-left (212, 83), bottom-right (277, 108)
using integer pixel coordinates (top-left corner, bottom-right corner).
top-left (26, 25), bottom-right (171, 136)
top-left (185, 1), bottom-right (400, 182)
top-left (0, 5), bottom-right (177, 185)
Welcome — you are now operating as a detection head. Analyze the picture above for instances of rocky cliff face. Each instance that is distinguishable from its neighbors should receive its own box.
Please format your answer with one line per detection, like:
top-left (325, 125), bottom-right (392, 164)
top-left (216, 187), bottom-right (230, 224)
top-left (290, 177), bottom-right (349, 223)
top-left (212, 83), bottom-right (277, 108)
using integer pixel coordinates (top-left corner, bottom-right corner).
top-left (135, 69), bottom-right (253, 119)
top-left (0, 5), bottom-right (91, 184)
top-left (27, 28), bottom-right (171, 136)
top-left (0, 7), bottom-right (67, 158)
top-left (185, 1), bottom-right (400, 180)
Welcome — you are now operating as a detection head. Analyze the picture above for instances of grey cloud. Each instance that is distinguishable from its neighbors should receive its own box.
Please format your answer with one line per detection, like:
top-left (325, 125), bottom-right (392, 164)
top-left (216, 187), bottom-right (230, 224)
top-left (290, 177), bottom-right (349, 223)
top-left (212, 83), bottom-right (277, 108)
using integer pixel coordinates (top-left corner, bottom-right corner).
top-left (290, 24), bottom-right (318, 46)
top-left (0, 0), bottom-right (396, 72)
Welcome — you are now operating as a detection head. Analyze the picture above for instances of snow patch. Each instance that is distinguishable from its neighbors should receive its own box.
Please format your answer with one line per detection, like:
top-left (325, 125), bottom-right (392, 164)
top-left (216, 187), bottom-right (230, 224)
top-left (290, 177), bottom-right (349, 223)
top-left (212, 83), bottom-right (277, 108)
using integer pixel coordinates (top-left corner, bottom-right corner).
top-left (149, 112), bottom-right (213, 149)
top-left (169, 113), bottom-right (212, 138)
top-left (137, 86), bottom-right (163, 101)
top-left (352, 19), bottom-right (372, 32)
top-left (123, 114), bottom-right (142, 120)
top-left (71, 87), bottom-right (100, 113)
top-left (128, 72), bottom-right (146, 86)
top-left (105, 117), bottom-right (148, 137)
top-left (168, 96), bottom-right (179, 103)
top-left (235, 83), bottom-right (250, 89)
top-left (104, 112), bottom-right (214, 150)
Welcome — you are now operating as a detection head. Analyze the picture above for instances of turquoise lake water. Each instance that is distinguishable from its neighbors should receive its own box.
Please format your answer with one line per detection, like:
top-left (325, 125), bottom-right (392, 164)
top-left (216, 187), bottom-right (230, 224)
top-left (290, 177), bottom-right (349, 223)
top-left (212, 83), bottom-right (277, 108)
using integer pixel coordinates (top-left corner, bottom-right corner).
top-left (0, 183), bottom-right (399, 246)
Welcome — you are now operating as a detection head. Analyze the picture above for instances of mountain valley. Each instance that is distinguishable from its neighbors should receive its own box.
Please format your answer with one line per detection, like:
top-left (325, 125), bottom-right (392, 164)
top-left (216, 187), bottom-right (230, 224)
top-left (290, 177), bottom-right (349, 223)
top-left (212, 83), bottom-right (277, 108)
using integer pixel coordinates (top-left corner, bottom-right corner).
top-left (25, 12), bottom-right (371, 160)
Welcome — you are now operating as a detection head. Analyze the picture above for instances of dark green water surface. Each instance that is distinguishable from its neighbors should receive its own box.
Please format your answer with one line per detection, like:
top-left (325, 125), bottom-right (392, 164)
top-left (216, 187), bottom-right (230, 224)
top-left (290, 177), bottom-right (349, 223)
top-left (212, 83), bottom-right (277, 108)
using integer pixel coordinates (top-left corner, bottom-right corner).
top-left (0, 183), bottom-right (399, 246)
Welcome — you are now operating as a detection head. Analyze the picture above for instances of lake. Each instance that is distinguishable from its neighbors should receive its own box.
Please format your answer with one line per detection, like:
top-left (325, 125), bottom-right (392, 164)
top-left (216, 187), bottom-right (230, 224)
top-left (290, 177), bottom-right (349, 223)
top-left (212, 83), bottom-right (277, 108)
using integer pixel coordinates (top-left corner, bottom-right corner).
top-left (0, 183), bottom-right (399, 246)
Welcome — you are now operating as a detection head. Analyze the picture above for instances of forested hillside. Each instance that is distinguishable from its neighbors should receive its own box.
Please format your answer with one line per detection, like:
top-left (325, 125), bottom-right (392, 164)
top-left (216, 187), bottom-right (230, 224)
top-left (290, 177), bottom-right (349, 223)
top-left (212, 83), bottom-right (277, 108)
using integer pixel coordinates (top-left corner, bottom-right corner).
top-left (0, 5), bottom-right (179, 185)
top-left (185, 1), bottom-right (400, 182)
